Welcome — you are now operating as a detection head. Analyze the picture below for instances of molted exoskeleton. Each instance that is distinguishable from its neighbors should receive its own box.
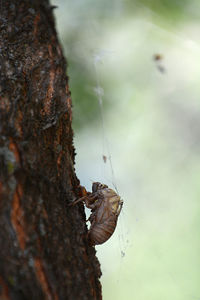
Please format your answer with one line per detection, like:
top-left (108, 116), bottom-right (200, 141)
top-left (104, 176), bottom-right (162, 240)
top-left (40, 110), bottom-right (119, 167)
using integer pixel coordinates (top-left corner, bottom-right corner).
top-left (71, 182), bottom-right (123, 245)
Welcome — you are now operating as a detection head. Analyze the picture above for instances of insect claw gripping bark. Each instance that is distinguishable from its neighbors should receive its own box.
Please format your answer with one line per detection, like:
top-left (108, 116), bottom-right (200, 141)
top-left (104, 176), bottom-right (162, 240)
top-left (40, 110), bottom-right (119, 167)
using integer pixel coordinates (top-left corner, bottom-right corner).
top-left (70, 182), bottom-right (123, 245)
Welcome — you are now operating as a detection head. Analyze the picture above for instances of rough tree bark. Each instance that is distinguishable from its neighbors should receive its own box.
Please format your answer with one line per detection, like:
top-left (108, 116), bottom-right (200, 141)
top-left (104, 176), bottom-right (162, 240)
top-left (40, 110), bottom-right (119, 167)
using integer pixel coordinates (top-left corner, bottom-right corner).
top-left (0, 1), bottom-right (102, 299)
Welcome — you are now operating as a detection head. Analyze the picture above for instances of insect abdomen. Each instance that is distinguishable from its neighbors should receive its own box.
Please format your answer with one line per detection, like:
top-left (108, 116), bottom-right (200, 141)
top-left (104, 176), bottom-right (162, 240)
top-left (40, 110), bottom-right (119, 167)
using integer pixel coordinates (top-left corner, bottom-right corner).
top-left (89, 218), bottom-right (117, 245)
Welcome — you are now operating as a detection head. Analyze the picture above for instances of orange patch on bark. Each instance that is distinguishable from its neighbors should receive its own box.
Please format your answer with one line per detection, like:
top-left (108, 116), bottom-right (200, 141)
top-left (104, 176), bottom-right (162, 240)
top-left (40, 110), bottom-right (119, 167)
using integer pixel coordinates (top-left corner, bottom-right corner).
top-left (48, 44), bottom-right (53, 59)
top-left (0, 276), bottom-right (10, 300)
top-left (9, 140), bottom-right (20, 163)
top-left (66, 97), bottom-right (72, 122)
top-left (11, 185), bottom-right (26, 250)
top-left (56, 152), bottom-right (62, 168)
top-left (33, 14), bottom-right (40, 37)
top-left (64, 84), bottom-right (72, 120)
top-left (65, 83), bottom-right (70, 94)
top-left (34, 258), bottom-right (58, 300)
top-left (56, 151), bottom-right (63, 177)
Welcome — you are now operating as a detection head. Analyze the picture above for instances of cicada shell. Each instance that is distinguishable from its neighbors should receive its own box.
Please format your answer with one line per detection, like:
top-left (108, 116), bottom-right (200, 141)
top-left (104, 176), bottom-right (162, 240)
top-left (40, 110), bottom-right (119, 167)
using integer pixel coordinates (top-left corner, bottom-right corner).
top-left (71, 182), bottom-right (123, 245)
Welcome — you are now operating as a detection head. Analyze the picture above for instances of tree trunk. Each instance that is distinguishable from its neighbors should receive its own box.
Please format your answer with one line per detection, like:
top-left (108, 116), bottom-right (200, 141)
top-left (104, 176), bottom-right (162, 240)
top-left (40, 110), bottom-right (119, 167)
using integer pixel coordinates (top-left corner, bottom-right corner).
top-left (0, 1), bottom-right (102, 299)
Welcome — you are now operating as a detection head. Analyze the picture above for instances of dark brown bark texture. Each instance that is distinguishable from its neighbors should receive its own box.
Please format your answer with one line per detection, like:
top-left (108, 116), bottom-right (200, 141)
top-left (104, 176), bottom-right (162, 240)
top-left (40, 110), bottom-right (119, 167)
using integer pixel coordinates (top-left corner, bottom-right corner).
top-left (0, 1), bottom-right (102, 299)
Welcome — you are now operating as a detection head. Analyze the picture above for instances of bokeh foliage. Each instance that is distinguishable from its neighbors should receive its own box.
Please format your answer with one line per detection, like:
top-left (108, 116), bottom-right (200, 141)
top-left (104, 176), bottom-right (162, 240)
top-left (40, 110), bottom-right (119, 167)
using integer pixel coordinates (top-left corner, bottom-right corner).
top-left (51, 1), bottom-right (200, 300)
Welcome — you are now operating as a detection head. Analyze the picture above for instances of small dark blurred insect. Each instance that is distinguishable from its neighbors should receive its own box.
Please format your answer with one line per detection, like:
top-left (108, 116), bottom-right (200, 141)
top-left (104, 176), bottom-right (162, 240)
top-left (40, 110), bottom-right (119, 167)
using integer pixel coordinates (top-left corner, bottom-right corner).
top-left (153, 53), bottom-right (166, 73)
top-left (102, 155), bottom-right (107, 163)
top-left (153, 54), bottom-right (163, 61)
top-left (70, 182), bottom-right (123, 245)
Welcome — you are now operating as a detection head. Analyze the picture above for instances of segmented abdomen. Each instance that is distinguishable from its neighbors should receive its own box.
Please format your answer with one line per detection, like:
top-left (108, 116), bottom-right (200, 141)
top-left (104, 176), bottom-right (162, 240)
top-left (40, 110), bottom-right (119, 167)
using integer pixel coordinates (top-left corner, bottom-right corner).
top-left (89, 218), bottom-right (117, 245)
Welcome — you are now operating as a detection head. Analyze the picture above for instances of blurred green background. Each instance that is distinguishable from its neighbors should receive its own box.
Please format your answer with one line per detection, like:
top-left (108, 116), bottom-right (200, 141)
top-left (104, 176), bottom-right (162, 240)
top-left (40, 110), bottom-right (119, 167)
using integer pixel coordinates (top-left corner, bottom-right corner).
top-left (51, 1), bottom-right (200, 299)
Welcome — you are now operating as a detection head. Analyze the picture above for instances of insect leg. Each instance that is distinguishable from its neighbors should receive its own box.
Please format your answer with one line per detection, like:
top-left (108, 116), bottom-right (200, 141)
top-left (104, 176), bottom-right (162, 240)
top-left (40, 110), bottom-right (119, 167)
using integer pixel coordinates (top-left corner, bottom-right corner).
top-left (68, 196), bottom-right (87, 206)
top-left (116, 200), bottom-right (123, 216)
top-left (84, 194), bottom-right (99, 209)
top-left (86, 211), bottom-right (96, 223)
